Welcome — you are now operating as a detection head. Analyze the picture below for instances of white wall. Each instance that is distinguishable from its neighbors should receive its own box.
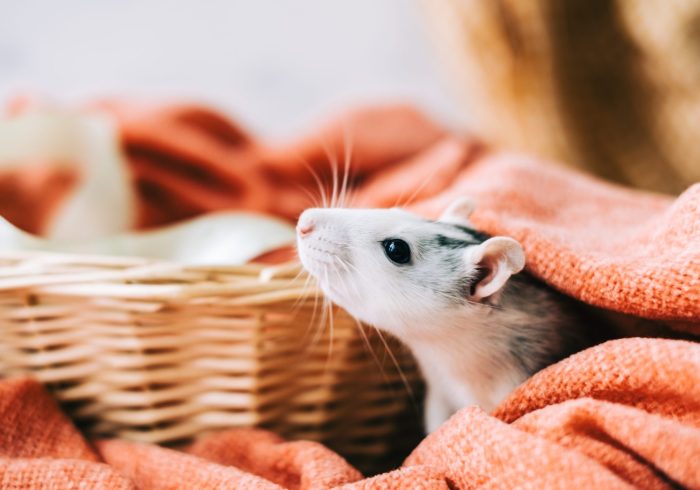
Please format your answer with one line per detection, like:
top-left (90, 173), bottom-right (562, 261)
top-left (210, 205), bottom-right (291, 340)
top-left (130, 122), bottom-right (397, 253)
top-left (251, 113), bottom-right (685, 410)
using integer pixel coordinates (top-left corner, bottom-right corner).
top-left (0, 0), bottom-right (460, 138)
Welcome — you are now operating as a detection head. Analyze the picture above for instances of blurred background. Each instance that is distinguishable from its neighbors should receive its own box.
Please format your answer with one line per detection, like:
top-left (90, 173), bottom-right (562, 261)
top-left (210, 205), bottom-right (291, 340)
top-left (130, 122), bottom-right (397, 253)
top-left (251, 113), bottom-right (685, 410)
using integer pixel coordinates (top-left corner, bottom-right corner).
top-left (1, 0), bottom-right (698, 239)
top-left (0, 0), bottom-right (462, 138)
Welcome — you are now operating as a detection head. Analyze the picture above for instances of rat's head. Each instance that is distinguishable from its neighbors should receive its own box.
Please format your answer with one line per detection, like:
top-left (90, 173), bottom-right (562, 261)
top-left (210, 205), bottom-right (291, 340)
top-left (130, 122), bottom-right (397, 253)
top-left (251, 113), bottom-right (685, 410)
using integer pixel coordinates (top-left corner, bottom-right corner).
top-left (296, 198), bottom-right (526, 337)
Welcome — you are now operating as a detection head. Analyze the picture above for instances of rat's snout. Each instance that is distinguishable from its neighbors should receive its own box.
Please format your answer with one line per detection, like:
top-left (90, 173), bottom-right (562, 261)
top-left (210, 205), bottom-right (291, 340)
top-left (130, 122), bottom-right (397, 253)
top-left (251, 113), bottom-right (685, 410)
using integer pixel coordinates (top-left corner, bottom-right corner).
top-left (296, 210), bottom-right (317, 238)
top-left (297, 221), bottom-right (314, 237)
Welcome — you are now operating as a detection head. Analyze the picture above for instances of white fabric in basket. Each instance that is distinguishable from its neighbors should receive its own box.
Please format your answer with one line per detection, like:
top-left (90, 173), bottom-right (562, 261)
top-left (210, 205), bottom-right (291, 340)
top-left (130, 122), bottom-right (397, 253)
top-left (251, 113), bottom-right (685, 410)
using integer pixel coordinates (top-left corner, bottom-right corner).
top-left (0, 211), bottom-right (296, 265)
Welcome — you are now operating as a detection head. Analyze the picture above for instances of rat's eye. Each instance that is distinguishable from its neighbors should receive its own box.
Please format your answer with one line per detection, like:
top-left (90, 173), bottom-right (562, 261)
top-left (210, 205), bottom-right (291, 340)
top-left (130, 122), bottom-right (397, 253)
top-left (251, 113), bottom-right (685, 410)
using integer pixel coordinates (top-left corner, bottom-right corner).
top-left (382, 239), bottom-right (411, 265)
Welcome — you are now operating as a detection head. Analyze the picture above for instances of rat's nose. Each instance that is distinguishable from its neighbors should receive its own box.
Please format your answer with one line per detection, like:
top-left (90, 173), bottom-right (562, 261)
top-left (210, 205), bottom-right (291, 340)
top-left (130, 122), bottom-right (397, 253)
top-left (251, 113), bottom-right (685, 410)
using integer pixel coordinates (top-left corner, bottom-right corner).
top-left (297, 223), bottom-right (315, 237)
top-left (296, 214), bottom-right (315, 238)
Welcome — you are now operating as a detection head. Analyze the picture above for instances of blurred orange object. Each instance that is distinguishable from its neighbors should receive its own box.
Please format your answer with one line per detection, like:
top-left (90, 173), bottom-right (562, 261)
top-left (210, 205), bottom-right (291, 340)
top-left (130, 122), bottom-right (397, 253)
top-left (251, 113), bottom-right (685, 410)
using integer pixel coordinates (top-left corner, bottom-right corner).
top-left (98, 101), bottom-right (447, 229)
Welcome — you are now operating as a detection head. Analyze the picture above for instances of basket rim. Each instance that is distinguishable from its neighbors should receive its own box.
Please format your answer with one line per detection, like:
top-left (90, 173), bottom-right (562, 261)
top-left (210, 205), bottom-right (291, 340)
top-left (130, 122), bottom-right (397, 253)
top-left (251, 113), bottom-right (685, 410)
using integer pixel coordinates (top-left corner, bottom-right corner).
top-left (0, 250), bottom-right (308, 300)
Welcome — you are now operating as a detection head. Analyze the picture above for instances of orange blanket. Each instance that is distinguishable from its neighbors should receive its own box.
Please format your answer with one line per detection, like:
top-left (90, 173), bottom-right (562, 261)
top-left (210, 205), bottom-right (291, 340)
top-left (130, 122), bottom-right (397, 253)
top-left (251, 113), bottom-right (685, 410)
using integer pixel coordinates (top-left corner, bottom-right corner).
top-left (1, 103), bottom-right (699, 488)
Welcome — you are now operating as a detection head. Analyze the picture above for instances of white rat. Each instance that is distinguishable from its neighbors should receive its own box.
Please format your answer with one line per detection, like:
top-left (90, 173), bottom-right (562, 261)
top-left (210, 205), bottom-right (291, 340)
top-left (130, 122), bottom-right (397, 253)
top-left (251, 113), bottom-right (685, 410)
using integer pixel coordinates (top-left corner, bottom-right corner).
top-left (296, 198), bottom-right (595, 432)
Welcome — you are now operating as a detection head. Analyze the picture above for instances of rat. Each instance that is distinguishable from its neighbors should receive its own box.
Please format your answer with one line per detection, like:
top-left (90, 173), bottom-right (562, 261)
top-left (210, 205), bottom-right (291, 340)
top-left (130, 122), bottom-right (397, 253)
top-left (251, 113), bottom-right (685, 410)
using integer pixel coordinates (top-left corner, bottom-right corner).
top-left (295, 197), bottom-right (601, 433)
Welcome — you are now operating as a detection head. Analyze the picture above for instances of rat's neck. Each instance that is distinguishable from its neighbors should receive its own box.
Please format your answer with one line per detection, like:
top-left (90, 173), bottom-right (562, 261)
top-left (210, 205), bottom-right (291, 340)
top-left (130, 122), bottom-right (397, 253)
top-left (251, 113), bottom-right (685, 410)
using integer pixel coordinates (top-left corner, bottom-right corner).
top-left (398, 272), bottom-right (582, 381)
top-left (401, 305), bottom-right (528, 413)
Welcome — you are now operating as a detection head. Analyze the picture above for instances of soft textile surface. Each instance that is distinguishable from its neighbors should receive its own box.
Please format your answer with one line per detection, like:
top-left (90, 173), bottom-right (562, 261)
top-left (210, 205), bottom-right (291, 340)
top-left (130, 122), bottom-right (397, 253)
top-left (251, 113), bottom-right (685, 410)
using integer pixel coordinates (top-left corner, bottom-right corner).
top-left (0, 102), bottom-right (698, 488)
top-left (2, 338), bottom-right (699, 489)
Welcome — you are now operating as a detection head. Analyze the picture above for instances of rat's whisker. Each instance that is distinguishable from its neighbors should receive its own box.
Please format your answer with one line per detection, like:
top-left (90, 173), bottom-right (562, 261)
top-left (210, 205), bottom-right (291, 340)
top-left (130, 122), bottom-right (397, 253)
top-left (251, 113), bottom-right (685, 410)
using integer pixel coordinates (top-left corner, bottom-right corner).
top-left (339, 126), bottom-right (353, 208)
top-left (342, 188), bottom-right (356, 209)
top-left (334, 257), bottom-right (364, 302)
top-left (394, 163), bottom-right (442, 209)
top-left (293, 153), bottom-right (328, 209)
top-left (331, 254), bottom-right (404, 394)
top-left (290, 269), bottom-right (315, 312)
top-left (288, 259), bottom-right (308, 283)
top-left (313, 296), bottom-right (329, 350)
top-left (300, 159), bottom-right (329, 209)
top-left (373, 327), bottom-right (416, 403)
top-left (353, 253), bottom-right (418, 403)
top-left (353, 318), bottom-right (395, 396)
top-left (305, 264), bottom-right (329, 351)
top-left (299, 286), bottom-right (319, 348)
top-left (323, 267), bottom-right (335, 366)
top-left (297, 184), bottom-right (323, 210)
top-left (322, 138), bottom-right (346, 210)
top-left (330, 152), bottom-right (340, 209)
top-left (333, 257), bottom-right (356, 294)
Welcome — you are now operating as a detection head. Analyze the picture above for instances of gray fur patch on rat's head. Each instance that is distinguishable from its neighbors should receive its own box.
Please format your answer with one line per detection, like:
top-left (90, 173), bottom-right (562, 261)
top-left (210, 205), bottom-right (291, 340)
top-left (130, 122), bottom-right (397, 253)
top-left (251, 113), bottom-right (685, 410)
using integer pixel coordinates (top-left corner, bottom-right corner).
top-left (296, 198), bottom-right (525, 336)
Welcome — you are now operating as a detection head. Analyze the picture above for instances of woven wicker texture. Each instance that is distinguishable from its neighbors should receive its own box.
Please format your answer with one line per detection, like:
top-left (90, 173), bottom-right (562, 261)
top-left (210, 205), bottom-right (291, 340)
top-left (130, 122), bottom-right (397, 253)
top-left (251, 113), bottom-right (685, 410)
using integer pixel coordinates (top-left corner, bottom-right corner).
top-left (0, 251), bottom-right (422, 473)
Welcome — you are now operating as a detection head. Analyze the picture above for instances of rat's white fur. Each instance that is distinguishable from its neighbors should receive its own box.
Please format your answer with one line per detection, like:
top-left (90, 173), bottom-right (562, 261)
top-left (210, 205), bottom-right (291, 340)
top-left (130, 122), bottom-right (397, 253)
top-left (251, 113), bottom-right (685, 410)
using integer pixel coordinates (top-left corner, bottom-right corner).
top-left (297, 199), bottom-right (584, 432)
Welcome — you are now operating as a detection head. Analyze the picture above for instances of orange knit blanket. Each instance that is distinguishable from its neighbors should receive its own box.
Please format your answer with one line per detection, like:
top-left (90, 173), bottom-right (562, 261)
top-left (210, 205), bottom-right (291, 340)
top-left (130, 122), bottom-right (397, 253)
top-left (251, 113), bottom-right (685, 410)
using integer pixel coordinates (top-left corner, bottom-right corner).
top-left (0, 103), bottom-right (698, 489)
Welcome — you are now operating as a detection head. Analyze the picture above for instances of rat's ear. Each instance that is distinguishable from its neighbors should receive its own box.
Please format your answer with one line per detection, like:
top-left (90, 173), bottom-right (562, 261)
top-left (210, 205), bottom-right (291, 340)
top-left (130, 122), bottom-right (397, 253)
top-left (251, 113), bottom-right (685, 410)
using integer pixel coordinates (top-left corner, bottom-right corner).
top-left (439, 197), bottom-right (476, 226)
top-left (465, 237), bottom-right (525, 300)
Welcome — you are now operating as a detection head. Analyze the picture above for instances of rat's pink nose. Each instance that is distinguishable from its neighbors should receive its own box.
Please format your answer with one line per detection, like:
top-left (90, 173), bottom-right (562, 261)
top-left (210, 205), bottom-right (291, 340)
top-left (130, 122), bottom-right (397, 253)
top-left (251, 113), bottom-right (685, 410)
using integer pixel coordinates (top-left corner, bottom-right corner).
top-left (296, 218), bottom-right (315, 237)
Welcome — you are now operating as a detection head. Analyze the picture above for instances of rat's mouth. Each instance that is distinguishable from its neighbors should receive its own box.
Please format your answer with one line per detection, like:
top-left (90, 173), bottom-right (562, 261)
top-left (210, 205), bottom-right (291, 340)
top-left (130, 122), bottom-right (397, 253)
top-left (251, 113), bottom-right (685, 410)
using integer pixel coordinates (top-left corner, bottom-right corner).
top-left (298, 243), bottom-right (333, 274)
top-left (297, 241), bottom-right (359, 310)
top-left (296, 231), bottom-right (354, 291)
top-left (297, 236), bottom-right (337, 280)
top-left (295, 209), bottom-right (353, 293)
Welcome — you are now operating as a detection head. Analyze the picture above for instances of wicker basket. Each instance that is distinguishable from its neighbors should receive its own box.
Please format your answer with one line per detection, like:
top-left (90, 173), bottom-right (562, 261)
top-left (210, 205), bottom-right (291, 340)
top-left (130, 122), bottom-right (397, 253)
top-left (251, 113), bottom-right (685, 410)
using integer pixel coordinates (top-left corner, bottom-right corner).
top-left (0, 251), bottom-right (423, 473)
